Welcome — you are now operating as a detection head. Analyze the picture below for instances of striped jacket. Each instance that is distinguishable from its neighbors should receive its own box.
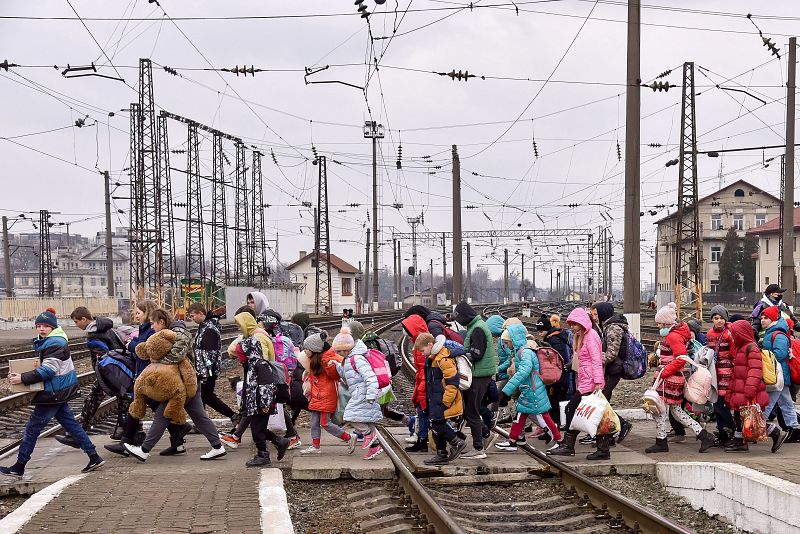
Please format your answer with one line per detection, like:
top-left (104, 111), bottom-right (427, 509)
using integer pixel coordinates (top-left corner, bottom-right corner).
top-left (22, 327), bottom-right (79, 404)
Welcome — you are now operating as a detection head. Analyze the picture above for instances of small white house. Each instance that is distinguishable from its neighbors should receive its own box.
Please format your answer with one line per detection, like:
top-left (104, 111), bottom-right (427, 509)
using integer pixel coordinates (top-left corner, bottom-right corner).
top-left (286, 250), bottom-right (359, 315)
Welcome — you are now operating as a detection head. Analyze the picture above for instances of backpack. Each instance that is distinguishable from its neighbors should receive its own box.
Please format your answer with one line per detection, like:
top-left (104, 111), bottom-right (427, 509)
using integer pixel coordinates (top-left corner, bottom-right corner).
top-left (789, 340), bottom-right (800, 384)
top-left (279, 321), bottom-right (305, 349)
top-left (455, 353), bottom-right (473, 390)
top-left (350, 349), bottom-right (392, 388)
top-left (273, 334), bottom-right (298, 373)
top-left (268, 360), bottom-right (291, 403)
top-left (429, 319), bottom-right (464, 344)
top-left (761, 348), bottom-right (779, 386)
top-left (676, 355), bottom-right (712, 404)
top-left (532, 343), bottom-right (564, 386)
top-left (622, 333), bottom-right (648, 380)
top-left (363, 332), bottom-right (401, 376)
top-left (96, 349), bottom-right (136, 397)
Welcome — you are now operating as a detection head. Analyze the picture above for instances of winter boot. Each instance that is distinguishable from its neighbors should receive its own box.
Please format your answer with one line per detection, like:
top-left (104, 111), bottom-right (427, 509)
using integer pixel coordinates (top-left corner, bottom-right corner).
top-left (645, 438), bottom-right (669, 454)
top-left (0, 462), bottom-right (25, 478)
top-left (547, 430), bottom-right (577, 457)
top-left (724, 438), bottom-right (749, 453)
top-left (697, 429), bottom-right (716, 453)
top-left (275, 438), bottom-right (290, 461)
top-left (586, 435), bottom-right (611, 460)
top-left (448, 437), bottom-right (467, 461)
top-left (404, 439), bottom-right (429, 453)
top-left (424, 450), bottom-right (449, 466)
top-left (246, 450), bottom-right (271, 467)
top-left (104, 437), bottom-right (132, 457)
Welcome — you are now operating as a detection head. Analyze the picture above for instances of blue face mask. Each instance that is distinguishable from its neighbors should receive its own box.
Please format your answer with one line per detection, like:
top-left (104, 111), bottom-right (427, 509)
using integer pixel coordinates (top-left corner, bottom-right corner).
top-left (659, 327), bottom-right (671, 337)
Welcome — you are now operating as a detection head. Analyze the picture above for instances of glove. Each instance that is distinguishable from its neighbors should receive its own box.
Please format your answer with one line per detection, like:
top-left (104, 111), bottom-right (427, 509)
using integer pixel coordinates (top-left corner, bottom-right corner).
top-left (498, 392), bottom-right (510, 407)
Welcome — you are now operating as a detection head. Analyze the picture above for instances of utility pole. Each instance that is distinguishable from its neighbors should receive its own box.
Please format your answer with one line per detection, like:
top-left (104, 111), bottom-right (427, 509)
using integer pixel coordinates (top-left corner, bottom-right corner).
top-left (392, 238), bottom-right (398, 310)
top-left (364, 120), bottom-right (384, 312)
top-left (466, 241), bottom-right (472, 304)
top-left (607, 236), bottom-right (613, 300)
top-left (407, 215), bottom-right (422, 298)
top-left (314, 156), bottom-right (333, 315)
top-left (503, 248), bottom-right (509, 303)
top-left (364, 229), bottom-right (371, 309)
top-left (430, 258), bottom-right (434, 295)
top-left (104, 171), bottom-right (115, 298)
top-left (441, 233), bottom-right (447, 304)
top-left (532, 257), bottom-right (536, 301)
top-left (452, 145), bottom-right (463, 304)
top-left (623, 0), bottom-right (642, 334)
top-left (782, 36), bottom-right (797, 305)
top-left (521, 253), bottom-right (525, 301)
top-left (39, 209), bottom-right (54, 297)
top-left (2, 216), bottom-right (12, 297)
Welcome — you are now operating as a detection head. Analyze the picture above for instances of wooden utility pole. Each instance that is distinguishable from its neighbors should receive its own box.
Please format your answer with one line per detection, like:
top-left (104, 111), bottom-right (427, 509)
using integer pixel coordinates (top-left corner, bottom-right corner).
top-left (782, 36), bottom-right (797, 305)
top-left (452, 145), bottom-right (463, 304)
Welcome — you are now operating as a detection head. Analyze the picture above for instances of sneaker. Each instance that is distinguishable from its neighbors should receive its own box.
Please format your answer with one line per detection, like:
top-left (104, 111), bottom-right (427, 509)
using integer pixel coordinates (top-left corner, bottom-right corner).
top-left (55, 434), bottom-right (81, 449)
top-left (246, 451), bottom-right (271, 467)
top-left (355, 433), bottom-right (364, 443)
top-left (424, 452), bottom-right (449, 465)
top-left (579, 434), bottom-right (595, 445)
top-left (407, 415), bottom-right (416, 436)
top-left (547, 441), bottom-right (561, 451)
top-left (286, 436), bottom-right (303, 450)
top-left (361, 431), bottom-right (378, 450)
top-left (159, 445), bottom-right (187, 456)
top-left (483, 432), bottom-right (499, 451)
top-left (404, 436), bottom-right (418, 444)
top-left (81, 456), bottom-right (105, 473)
top-left (220, 433), bottom-right (241, 449)
top-left (494, 440), bottom-right (518, 452)
top-left (448, 438), bottom-right (467, 461)
top-left (770, 427), bottom-right (788, 454)
top-left (123, 443), bottom-right (149, 462)
top-left (347, 434), bottom-right (358, 454)
top-left (528, 426), bottom-right (546, 439)
top-left (104, 442), bottom-right (130, 457)
top-left (460, 448), bottom-right (487, 460)
top-left (300, 446), bottom-right (322, 455)
top-left (274, 438), bottom-right (289, 461)
top-left (200, 446), bottom-right (227, 460)
top-left (363, 445), bottom-right (383, 460)
top-left (0, 464), bottom-right (24, 478)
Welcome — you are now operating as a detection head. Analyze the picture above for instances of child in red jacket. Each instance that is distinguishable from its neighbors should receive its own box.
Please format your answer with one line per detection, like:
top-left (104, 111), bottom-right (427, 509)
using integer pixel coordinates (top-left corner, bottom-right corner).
top-left (401, 313), bottom-right (431, 452)
top-left (705, 305), bottom-right (736, 446)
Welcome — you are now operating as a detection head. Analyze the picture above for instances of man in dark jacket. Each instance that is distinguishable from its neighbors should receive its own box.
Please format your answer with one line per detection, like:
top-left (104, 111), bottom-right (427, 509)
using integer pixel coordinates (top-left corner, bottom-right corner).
top-left (452, 301), bottom-right (497, 459)
top-left (592, 302), bottom-right (633, 444)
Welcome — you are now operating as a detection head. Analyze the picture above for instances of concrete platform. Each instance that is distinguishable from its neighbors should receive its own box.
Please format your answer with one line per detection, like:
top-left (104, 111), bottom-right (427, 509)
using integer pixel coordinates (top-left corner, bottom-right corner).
top-left (287, 429), bottom-right (394, 481)
top-left (0, 433), bottom-right (293, 533)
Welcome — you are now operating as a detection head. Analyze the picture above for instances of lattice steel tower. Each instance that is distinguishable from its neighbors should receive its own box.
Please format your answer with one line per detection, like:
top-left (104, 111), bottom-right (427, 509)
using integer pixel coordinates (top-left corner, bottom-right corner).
top-left (234, 142), bottom-right (251, 285)
top-left (673, 61), bottom-right (703, 319)
top-left (185, 122), bottom-right (205, 281)
top-left (156, 114), bottom-right (178, 306)
top-left (38, 210), bottom-right (54, 297)
top-left (315, 155), bottom-right (333, 315)
top-left (251, 151), bottom-right (267, 286)
top-left (211, 134), bottom-right (230, 287)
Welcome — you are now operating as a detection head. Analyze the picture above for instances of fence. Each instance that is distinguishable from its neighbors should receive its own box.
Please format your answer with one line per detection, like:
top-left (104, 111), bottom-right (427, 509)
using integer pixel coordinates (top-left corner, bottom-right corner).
top-left (225, 285), bottom-right (304, 318)
top-left (0, 297), bottom-right (120, 322)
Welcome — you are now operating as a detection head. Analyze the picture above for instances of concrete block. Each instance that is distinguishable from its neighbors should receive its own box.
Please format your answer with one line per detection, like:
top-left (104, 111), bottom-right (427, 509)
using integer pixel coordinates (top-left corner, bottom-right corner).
top-left (259, 469), bottom-right (293, 534)
top-left (656, 462), bottom-right (716, 490)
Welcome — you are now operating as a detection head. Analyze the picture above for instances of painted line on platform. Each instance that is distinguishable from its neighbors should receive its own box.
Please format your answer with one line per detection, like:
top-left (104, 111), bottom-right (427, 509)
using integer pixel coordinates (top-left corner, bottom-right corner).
top-left (0, 474), bottom-right (86, 533)
top-left (259, 468), bottom-right (294, 534)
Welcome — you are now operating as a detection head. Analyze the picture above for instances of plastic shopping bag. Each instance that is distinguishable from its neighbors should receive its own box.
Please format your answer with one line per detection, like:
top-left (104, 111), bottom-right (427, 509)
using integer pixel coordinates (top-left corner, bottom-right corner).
top-left (333, 380), bottom-right (351, 426)
top-left (740, 404), bottom-right (768, 443)
top-left (377, 385), bottom-right (396, 406)
top-left (569, 391), bottom-right (609, 437)
top-left (597, 403), bottom-right (620, 435)
top-left (268, 403), bottom-right (287, 433)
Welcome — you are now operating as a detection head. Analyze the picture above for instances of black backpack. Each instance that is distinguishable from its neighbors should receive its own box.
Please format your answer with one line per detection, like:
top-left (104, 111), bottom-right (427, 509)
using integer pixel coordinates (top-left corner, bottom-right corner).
top-left (362, 332), bottom-right (400, 376)
top-left (96, 349), bottom-right (136, 397)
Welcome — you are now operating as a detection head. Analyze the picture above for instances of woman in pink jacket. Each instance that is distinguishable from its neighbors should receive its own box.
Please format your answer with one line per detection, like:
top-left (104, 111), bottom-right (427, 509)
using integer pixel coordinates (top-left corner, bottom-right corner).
top-left (549, 307), bottom-right (609, 459)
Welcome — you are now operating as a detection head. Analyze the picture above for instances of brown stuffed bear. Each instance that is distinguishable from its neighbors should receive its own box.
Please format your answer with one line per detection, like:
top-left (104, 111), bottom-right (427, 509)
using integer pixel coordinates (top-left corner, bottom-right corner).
top-left (129, 330), bottom-right (198, 424)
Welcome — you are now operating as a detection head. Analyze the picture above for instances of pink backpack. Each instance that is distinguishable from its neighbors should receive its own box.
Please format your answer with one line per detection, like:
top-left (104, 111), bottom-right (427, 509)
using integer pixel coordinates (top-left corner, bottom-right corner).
top-left (677, 355), bottom-right (712, 404)
top-left (350, 349), bottom-right (392, 388)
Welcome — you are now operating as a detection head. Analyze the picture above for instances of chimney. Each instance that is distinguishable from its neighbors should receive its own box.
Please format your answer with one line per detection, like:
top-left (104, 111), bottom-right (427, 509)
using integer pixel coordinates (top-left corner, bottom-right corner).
top-left (299, 250), bottom-right (307, 260)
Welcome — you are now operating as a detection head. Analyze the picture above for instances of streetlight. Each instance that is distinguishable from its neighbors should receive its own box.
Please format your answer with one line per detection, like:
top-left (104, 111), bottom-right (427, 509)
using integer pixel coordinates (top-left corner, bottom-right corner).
top-left (364, 120), bottom-right (384, 312)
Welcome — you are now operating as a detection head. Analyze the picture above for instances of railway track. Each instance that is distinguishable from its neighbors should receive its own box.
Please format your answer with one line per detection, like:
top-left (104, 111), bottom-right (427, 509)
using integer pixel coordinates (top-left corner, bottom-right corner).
top-left (394, 307), bottom-right (692, 533)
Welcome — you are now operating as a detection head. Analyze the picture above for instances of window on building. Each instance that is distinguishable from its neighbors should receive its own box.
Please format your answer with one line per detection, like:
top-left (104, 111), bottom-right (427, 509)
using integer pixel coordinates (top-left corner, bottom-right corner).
top-left (711, 214), bottom-right (722, 230)
top-left (341, 277), bottom-right (352, 296)
top-left (710, 280), bottom-right (720, 293)
top-left (733, 214), bottom-right (744, 231)
top-left (734, 188), bottom-right (745, 197)
top-left (766, 239), bottom-right (770, 255)
top-left (90, 277), bottom-right (96, 287)
top-left (765, 276), bottom-right (770, 286)
top-left (755, 214), bottom-right (766, 227)
top-left (710, 246), bottom-right (721, 263)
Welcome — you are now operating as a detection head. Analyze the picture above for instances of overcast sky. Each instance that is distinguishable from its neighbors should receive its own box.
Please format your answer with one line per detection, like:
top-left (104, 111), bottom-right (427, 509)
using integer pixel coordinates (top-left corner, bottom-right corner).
top-left (1, 0), bottom-right (798, 291)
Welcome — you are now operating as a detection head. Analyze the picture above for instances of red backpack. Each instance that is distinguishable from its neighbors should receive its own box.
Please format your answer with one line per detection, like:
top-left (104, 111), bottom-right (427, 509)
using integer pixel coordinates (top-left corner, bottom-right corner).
top-left (532, 343), bottom-right (564, 386)
top-left (429, 319), bottom-right (464, 344)
top-left (350, 349), bottom-right (392, 388)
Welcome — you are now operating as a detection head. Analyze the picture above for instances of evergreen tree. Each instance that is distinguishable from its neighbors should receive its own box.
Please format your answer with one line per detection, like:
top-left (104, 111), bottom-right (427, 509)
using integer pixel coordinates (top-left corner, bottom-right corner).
top-left (718, 227), bottom-right (741, 292)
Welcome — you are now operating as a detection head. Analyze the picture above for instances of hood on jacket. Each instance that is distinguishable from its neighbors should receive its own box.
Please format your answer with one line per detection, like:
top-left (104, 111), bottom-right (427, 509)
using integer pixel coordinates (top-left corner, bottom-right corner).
top-left (170, 320), bottom-right (189, 333)
top-left (87, 316), bottom-right (115, 334)
top-left (402, 314), bottom-right (429, 340)
top-left (765, 317), bottom-right (790, 336)
top-left (453, 301), bottom-right (478, 327)
top-left (34, 326), bottom-right (69, 348)
top-left (247, 292), bottom-right (270, 316)
top-left (426, 310), bottom-right (448, 325)
top-left (235, 312), bottom-right (259, 337)
top-left (594, 302), bottom-right (615, 325)
top-left (604, 314), bottom-right (629, 329)
top-left (566, 308), bottom-right (593, 333)
top-left (291, 312), bottom-right (311, 330)
top-left (668, 322), bottom-right (692, 342)
top-left (485, 315), bottom-right (505, 336)
top-left (350, 339), bottom-right (369, 357)
top-left (404, 305), bottom-right (431, 320)
top-left (731, 319), bottom-right (755, 347)
top-left (506, 323), bottom-right (529, 352)
top-left (348, 320), bottom-right (366, 340)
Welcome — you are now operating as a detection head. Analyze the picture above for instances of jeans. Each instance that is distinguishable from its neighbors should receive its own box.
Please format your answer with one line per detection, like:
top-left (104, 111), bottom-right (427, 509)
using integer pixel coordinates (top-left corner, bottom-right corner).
top-left (765, 386), bottom-right (799, 430)
top-left (416, 406), bottom-right (429, 441)
top-left (19, 403), bottom-right (96, 464)
top-left (142, 391), bottom-right (221, 451)
top-left (463, 376), bottom-right (492, 449)
top-left (200, 377), bottom-right (235, 418)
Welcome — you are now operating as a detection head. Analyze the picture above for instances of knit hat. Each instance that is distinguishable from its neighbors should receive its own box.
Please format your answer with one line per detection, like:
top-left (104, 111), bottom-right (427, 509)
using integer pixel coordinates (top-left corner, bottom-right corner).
top-left (404, 305), bottom-right (430, 319)
top-left (501, 329), bottom-right (511, 342)
top-left (709, 304), bottom-right (728, 321)
top-left (332, 326), bottom-right (355, 351)
top-left (535, 313), bottom-right (550, 332)
top-left (686, 319), bottom-right (703, 337)
top-left (729, 313), bottom-right (747, 322)
top-left (654, 302), bottom-right (678, 325)
top-left (550, 314), bottom-right (561, 328)
top-left (303, 331), bottom-right (328, 353)
top-left (413, 332), bottom-right (435, 351)
top-left (348, 320), bottom-right (365, 341)
top-left (35, 308), bottom-right (58, 329)
top-left (762, 305), bottom-right (780, 323)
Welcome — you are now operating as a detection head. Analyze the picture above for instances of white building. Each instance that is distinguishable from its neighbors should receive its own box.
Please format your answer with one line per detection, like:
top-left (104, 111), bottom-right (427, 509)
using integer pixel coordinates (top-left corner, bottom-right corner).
top-left (286, 250), bottom-right (359, 315)
top-left (746, 207), bottom-right (800, 291)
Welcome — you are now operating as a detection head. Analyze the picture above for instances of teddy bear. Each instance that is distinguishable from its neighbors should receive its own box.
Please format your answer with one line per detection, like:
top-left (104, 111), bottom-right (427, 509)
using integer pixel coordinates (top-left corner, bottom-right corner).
top-left (129, 329), bottom-right (198, 425)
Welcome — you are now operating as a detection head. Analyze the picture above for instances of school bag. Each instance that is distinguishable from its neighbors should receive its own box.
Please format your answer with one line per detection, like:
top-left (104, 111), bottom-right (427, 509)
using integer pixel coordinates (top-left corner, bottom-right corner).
top-left (268, 360), bottom-right (291, 403)
top-left (350, 349), bottom-right (392, 388)
top-left (96, 349), bottom-right (136, 397)
top-left (428, 318), bottom-right (464, 344)
top-left (760, 348), bottom-right (779, 386)
top-left (789, 341), bottom-right (800, 384)
top-left (363, 331), bottom-right (401, 376)
top-left (676, 355), bottom-right (712, 404)
top-left (273, 334), bottom-right (298, 373)
top-left (532, 343), bottom-right (564, 386)
top-left (455, 352), bottom-right (473, 390)
top-left (622, 333), bottom-right (648, 380)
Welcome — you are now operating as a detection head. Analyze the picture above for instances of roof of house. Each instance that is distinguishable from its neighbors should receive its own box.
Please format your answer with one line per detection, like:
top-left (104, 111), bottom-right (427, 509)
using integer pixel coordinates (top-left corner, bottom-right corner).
top-left (654, 179), bottom-right (781, 225)
top-left (746, 206), bottom-right (800, 236)
top-left (285, 251), bottom-right (359, 274)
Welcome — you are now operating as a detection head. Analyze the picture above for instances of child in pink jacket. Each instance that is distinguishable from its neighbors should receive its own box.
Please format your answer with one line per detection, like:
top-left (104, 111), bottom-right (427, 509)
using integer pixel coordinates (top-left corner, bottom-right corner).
top-left (548, 307), bottom-right (607, 459)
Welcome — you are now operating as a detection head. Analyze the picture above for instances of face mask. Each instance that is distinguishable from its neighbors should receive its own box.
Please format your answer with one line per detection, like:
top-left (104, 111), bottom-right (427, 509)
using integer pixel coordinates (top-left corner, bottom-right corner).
top-left (774, 295), bottom-right (783, 302)
top-left (659, 327), bottom-right (671, 337)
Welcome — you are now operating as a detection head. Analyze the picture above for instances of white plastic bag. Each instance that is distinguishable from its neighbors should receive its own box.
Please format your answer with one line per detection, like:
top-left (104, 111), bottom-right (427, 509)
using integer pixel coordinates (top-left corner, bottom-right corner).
top-left (268, 403), bottom-right (287, 433)
top-left (569, 391), bottom-right (608, 437)
top-left (235, 380), bottom-right (243, 408)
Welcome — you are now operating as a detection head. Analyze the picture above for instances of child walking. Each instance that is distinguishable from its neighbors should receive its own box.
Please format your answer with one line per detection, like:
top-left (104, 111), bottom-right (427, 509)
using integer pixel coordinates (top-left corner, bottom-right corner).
top-left (343, 338), bottom-right (384, 460)
top-left (495, 323), bottom-right (562, 452)
top-left (1, 308), bottom-right (104, 476)
top-left (300, 332), bottom-right (356, 454)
